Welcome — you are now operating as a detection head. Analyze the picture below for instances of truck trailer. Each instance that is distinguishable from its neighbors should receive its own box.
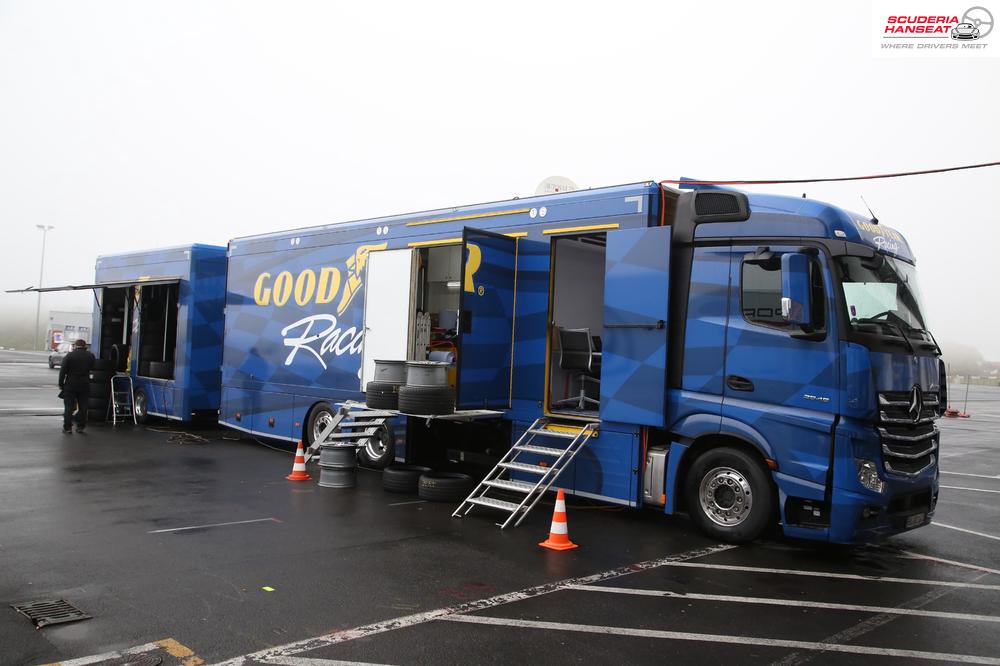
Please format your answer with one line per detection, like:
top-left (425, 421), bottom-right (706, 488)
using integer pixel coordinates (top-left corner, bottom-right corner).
top-left (218, 181), bottom-right (942, 543)
top-left (14, 244), bottom-right (228, 423)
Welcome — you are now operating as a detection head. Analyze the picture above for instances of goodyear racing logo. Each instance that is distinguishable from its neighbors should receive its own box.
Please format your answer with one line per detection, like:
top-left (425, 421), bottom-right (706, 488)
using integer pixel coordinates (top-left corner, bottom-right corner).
top-left (250, 243), bottom-right (387, 369)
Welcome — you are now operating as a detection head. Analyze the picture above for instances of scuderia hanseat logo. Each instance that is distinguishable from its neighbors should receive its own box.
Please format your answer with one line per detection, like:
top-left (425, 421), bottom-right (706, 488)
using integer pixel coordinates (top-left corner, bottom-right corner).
top-left (874, 2), bottom-right (995, 56)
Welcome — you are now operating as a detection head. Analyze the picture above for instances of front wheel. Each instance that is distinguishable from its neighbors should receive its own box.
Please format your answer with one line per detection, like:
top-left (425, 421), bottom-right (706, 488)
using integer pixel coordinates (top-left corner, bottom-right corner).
top-left (685, 446), bottom-right (774, 543)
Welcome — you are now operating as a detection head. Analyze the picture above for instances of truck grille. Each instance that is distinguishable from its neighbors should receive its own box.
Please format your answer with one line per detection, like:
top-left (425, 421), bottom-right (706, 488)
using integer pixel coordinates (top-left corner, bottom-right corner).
top-left (877, 391), bottom-right (939, 477)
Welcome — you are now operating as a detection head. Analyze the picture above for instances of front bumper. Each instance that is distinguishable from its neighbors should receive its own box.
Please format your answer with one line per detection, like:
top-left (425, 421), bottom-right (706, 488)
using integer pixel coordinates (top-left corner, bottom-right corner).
top-left (827, 483), bottom-right (938, 543)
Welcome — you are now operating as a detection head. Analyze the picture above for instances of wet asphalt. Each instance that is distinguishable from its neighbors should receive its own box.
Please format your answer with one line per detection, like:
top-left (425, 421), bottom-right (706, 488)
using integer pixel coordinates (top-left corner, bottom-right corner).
top-left (0, 350), bottom-right (998, 665)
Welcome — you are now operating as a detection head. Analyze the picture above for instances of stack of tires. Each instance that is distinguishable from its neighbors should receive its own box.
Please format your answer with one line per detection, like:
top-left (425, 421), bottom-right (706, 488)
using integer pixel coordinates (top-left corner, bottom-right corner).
top-left (398, 361), bottom-right (455, 415)
top-left (381, 464), bottom-right (473, 502)
top-left (88, 359), bottom-right (115, 422)
top-left (364, 359), bottom-right (406, 410)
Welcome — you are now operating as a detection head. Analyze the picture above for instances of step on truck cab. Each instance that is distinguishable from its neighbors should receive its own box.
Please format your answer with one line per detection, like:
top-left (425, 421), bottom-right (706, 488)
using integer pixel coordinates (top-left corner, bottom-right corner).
top-left (220, 181), bottom-right (941, 543)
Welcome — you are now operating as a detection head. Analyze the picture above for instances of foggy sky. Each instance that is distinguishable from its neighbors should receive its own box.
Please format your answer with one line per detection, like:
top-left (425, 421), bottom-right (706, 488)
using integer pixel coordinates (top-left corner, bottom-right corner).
top-left (1, 2), bottom-right (998, 357)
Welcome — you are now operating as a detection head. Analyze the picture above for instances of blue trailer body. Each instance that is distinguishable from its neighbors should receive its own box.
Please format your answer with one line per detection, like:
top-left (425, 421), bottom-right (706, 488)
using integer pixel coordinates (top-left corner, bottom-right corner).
top-left (93, 244), bottom-right (227, 421)
top-left (220, 182), bottom-right (940, 543)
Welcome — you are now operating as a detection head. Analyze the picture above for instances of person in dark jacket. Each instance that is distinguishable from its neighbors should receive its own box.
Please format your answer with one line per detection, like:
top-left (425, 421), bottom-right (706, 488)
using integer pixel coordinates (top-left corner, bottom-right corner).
top-left (59, 339), bottom-right (95, 433)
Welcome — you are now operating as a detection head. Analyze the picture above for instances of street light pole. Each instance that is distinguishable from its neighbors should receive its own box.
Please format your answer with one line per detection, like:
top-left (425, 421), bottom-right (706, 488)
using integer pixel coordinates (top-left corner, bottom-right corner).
top-left (34, 225), bottom-right (55, 351)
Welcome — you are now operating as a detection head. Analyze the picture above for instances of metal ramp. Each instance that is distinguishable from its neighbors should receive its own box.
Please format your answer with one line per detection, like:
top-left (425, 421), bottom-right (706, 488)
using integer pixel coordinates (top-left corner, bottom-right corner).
top-left (453, 418), bottom-right (597, 528)
top-left (304, 403), bottom-right (394, 463)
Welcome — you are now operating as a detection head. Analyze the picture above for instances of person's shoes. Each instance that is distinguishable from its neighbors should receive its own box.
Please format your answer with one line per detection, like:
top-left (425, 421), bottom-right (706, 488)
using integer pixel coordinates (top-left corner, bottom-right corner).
top-left (75, 426), bottom-right (86, 433)
top-left (62, 427), bottom-right (73, 434)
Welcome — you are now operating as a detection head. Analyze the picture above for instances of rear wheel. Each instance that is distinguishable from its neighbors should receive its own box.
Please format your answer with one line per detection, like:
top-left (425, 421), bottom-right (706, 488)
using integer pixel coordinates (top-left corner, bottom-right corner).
top-left (133, 388), bottom-right (149, 424)
top-left (684, 446), bottom-right (773, 543)
top-left (418, 472), bottom-right (473, 502)
top-left (306, 403), bottom-right (337, 447)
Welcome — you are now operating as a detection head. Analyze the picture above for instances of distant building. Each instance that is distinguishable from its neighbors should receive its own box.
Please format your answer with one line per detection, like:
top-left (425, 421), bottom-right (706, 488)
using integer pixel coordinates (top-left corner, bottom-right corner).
top-left (47, 310), bottom-right (92, 350)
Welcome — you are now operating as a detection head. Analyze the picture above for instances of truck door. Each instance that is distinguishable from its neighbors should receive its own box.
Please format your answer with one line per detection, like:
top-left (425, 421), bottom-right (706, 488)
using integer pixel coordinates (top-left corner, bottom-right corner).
top-left (599, 226), bottom-right (672, 427)
top-left (360, 248), bottom-right (418, 388)
top-left (723, 245), bottom-right (838, 491)
top-left (456, 228), bottom-right (518, 409)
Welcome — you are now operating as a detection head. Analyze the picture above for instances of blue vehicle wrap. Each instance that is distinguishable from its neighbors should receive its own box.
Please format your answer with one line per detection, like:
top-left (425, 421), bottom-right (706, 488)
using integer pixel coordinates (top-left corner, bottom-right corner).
top-left (93, 244), bottom-right (227, 421)
top-left (219, 181), bottom-right (940, 543)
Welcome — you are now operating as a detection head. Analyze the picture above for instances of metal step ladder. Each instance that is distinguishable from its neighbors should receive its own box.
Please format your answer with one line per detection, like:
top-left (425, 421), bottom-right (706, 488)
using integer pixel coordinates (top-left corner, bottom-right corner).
top-left (110, 375), bottom-right (136, 425)
top-left (304, 403), bottom-right (395, 463)
top-left (453, 418), bottom-right (597, 528)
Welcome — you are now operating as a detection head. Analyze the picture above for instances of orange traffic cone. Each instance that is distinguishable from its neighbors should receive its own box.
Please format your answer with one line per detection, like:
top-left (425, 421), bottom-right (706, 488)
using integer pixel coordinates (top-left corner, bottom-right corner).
top-left (539, 489), bottom-right (578, 551)
top-left (286, 441), bottom-right (312, 481)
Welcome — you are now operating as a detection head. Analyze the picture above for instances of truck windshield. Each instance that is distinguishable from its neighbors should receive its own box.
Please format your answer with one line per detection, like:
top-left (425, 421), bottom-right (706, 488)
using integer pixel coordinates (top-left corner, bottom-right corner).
top-left (834, 255), bottom-right (928, 334)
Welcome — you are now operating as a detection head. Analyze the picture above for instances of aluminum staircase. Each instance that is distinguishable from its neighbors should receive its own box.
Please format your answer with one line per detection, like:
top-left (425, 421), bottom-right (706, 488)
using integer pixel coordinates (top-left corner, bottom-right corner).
top-left (304, 404), bottom-right (394, 463)
top-left (453, 418), bottom-right (597, 528)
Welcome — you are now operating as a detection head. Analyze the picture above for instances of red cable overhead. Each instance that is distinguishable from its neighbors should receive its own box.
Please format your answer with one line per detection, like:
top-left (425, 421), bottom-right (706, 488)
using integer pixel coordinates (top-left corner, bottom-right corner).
top-left (658, 160), bottom-right (1000, 186)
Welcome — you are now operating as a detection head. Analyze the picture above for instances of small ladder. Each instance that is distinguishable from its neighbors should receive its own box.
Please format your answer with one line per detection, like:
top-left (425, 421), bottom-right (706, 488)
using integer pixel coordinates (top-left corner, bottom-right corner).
top-left (453, 418), bottom-right (597, 528)
top-left (304, 403), bottom-right (395, 463)
top-left (110, 374), bottom-right (136, 425)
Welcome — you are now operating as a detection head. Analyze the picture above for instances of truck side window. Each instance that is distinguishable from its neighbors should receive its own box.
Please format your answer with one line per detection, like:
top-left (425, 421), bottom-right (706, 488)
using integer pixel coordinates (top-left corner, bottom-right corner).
top-left (741, 255), bottom-right (827, 333)
top-left (742, 260), bottom-right (788, 328)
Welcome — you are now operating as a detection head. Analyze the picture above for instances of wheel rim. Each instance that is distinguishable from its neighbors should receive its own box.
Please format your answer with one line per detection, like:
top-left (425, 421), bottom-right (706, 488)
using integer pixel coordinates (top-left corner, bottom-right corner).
top-left (135, 393), bottom-right (146, 418)
top-left (364, 428), bottom-right (389, 459)
top-left (311, 410), bottom-right (334, 444)
top-left (699, 466), bottom-right (753, 527)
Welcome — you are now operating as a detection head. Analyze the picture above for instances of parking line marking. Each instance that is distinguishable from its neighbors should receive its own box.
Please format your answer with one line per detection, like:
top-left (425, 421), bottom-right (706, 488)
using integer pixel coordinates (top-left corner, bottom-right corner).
top-left (941, 485), bottom-right (1000, 494)
top-left (387, 500), bottom-right (427, 507)
top-left (442, 615), bottom-right (1000, 664)
top-left (891, 550), bottom-right (1000, 576)
top-left (43, 642), bottom-right (161, 666)
top-left (931, 522), bottom-right (1000, 542)
top-left (261, 658), bottom-right (395, 665)
top-left (657, 561), bottom-right (1000, 590)
top-left (941, 471), bottom-right (1000, 480)
top-left (210, 543), bottom-right (736, 665)
top-left (564, 584), bottom-right (1000, 623)
top-left (148, 517), bottom-right (279, 534)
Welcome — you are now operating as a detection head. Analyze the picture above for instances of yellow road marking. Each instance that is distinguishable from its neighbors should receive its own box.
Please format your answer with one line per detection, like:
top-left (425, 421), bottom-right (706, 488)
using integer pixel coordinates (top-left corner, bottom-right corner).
top-left (155, 638), bottom-right (205, 666)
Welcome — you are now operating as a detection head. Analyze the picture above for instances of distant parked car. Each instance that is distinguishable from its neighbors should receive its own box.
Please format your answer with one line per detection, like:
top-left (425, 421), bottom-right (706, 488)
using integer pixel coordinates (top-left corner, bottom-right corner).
top-left (951, 23), bottom-right (980, 39)
top-left (48, 342), bottom-right (74, 368)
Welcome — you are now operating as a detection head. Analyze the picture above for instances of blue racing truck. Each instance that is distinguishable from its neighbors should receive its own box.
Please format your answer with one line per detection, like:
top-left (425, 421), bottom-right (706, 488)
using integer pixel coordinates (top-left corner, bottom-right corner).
top-left (14, 244), bottom-right (228, 423)
top-left (220, 182), bottom-right (943, 543)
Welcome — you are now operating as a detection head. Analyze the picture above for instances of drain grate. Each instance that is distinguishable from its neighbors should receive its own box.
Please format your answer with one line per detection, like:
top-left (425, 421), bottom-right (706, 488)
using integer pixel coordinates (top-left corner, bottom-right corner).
top-left (10, 599), bottom-right (92, 628)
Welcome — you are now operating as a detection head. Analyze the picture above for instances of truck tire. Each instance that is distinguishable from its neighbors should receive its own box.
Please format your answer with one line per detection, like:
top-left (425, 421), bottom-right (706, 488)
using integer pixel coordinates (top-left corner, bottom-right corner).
top-left (149, 361), bottom-right (173, 379)
top-left (382, 465), bottom-right (433, 493)
top-left (398, 385), bottom-right (455, 416)
top-left (365, 381), bottom-right (400, 410)
top-left (93, 358), bottom-right (115, 372)
top-left (109, 345), bottom-right (129, 371)
top-left (418, 472), bottom-right (473, 502)
top-left (357, 423), bottom-right (396, 469)
top-left (306, 402), bottom-right (337, 447)
top-left (684, 446), bottom-right (774, 543)
top-left (87, 395), bottom-right (109, 410)
top-left (133, 388), bottom-right (149, 424)
top-left (87, 408), bottom-right (107, 422)
top-left (90, 370), bottom-right (114, 384)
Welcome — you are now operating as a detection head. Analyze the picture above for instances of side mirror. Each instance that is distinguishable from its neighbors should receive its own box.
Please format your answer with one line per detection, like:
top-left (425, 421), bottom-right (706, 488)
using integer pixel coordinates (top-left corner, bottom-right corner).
top-left (780, 253), bottom-right (812, 326)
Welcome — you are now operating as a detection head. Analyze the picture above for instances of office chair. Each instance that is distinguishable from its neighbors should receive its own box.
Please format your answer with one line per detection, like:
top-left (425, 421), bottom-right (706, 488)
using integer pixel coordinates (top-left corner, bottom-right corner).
top-left (553, 327), bottom-right (602, 411)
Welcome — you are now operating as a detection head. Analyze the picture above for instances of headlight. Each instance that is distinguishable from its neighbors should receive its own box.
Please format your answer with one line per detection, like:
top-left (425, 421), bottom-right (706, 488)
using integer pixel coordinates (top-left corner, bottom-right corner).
top-left (856, 459), bottom-right (885, 493)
